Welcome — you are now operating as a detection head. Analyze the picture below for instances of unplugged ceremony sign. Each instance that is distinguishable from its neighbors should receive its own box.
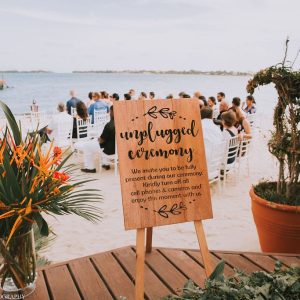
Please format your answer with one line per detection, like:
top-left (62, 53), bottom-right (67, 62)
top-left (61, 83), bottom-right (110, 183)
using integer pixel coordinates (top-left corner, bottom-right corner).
top-left (114, 99), bottom-right (213, 230)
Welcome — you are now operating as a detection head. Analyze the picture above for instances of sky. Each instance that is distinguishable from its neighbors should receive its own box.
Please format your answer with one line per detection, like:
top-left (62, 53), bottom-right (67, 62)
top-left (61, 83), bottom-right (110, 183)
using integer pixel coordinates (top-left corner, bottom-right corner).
top-left (0, 0), bottom-right (299, 72)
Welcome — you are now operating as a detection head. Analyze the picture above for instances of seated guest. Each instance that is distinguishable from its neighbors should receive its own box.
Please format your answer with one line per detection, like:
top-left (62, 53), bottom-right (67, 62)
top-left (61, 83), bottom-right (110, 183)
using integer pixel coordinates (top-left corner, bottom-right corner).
top-left (208, 96), bottom-right (219, 119)
top-left (86, 92), bottom-right (94, 109)
top-left (166, 94), bottom-right (173, 99)
top-left (138, 92), bottom-right (147, 100)
top-left (193, 91), bottom-right (202, 99)
top-left (217, 92), bottom-right (228, 113)
top-left (30, 99), bottom-right (39, 112)
top-left (230, 97), bottom-right (246, 117)
top-left (88, 92), bottom-right (110, 123)
top-left (221, 111), bottom-right (238, 164)
top-left (99, 106), bottom-right (116, 170)
top-left (46, 103), bottom-right (73, 142)
top-left (149, 92), bottom-right (155, 99)
top-left (229, 97), bottom-right (251, 139)
top-left (66, 90), bottom-right (80, 115)
top-left (201, 107), bottom-right (224, 178)
top-left (182, 93), bottom-right (191, 98)
top-left (73, 101), bottom-right (89, 138)
top-left (111, 93), bottom-right (119, 101)
top-left (199, 95), bottom-right (208, 106)
top-left (243, 95), bottom-right (256, 114)
top-left (129, 89), bottom-right (136, 100)
top-left (75, 106), bottom-right (115, 173)
top-left (124, 93), bottom-right (131, 100)
top-left (214, 101), bottom-right (229, 129)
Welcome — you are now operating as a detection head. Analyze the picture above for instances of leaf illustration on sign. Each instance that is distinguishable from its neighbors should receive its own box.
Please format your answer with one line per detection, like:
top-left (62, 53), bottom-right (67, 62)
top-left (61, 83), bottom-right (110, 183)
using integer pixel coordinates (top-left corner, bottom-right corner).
top-left (154, 202), bottom-right (187, 218)
top-left (144, 106), bottom-right (177, 120)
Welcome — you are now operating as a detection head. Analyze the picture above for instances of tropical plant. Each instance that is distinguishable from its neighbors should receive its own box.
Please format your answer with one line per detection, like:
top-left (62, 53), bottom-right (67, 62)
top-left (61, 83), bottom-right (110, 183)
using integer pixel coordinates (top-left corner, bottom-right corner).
top-left (163, 261), bottom-right (300, 300)
top-left (246, 39), bottom-right (300, 204)
top-left (0, 100), bottom-right (102, 290)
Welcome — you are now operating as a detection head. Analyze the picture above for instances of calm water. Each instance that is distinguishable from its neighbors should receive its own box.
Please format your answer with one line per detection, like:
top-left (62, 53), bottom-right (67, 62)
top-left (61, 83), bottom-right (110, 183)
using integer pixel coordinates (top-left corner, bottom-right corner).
top-left (0, 73), bottom-right (277, 116)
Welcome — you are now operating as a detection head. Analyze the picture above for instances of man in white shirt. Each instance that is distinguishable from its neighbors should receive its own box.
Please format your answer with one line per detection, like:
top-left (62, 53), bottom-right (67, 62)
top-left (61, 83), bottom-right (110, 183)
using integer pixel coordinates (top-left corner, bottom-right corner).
top-left (46, 103), bottom-right (73, 147)
top-left (201, 107), bottom-right (225, 179)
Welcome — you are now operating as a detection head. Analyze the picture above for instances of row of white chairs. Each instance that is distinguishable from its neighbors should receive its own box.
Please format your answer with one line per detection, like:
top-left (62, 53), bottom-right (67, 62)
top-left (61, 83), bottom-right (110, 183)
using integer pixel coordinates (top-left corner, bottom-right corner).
top-left (208, 136), bottom-right (252, 189)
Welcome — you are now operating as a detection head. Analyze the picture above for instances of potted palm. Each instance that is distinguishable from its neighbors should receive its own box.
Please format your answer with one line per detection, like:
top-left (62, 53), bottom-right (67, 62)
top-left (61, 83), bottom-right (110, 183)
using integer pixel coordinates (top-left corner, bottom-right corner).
top-left (0, 101), bottom-right (102, 297)
top-left (246, 42), bottom-right (300, 253)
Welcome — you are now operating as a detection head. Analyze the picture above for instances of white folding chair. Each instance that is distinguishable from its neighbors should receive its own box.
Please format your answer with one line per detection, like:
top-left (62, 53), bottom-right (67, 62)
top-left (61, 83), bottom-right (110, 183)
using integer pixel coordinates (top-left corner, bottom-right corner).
top-left (75, 117), bottom-right (91, 141)
top-left (208, 141), bottom-right (226, 190)
top-left (90, 109), bottom-right (109, 138)
top-left (237, 138), bottom-right (252, 176)
top-left (71, 107), bottom-right (77, 117)
top-left (51, 118), bottom-right (73, 150)
top-left (220, 136), bottom-right (240, 185)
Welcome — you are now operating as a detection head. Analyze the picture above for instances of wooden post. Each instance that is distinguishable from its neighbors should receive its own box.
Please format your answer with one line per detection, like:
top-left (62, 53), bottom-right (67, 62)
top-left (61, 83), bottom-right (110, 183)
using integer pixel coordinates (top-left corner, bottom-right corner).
top-left (194, 220), bottom-right (213, 277)
top-left (135, 228), bottom-right (145, 300)
top-left (146, 227), bottom-right (153, 253)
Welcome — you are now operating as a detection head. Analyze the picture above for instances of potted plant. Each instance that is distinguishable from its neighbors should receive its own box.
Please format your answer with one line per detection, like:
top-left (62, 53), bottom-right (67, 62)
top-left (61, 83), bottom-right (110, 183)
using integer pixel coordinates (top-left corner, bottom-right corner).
top-left (0, 101), bottom-right (102, 297)
top-left (246, 41), bottom-right (300, 253)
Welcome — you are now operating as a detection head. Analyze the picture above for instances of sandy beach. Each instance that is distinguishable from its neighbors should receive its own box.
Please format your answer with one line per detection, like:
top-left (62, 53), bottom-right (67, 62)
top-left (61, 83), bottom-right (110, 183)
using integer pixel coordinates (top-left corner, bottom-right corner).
top-left (40, 111), bottom-right (276, 263)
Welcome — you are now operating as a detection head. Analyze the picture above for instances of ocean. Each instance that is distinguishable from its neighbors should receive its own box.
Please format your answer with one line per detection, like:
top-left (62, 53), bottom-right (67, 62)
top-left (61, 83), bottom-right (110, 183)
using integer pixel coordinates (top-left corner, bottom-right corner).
top-left (0, 72), bottom-right (277, 117)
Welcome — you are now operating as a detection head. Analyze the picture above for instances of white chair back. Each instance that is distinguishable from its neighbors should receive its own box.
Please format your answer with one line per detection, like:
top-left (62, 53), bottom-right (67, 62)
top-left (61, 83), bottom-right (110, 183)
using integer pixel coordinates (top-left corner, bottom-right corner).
top-left (225, 136), bottom-right (240, 166)
top-left (94, 109), bottom-right (109, 127)
top-left (208, 140), bottom-right (226, 182)
top-left (71, 107), bottom-right (77, 117)
top-left (76, 117), bottom-right (91, 140)
top-left (52, 118), bottom-right (73, 148)
top-left (237, 137), bottom-right (252, 176)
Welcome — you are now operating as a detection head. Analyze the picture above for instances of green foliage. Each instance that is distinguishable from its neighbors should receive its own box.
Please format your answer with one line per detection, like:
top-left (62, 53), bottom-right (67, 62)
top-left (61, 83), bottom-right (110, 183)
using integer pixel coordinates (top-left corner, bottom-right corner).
top-left (246, 50), bottom-right (300, 202)
top-left (0, 100), bottom-right (102, 242)
top-left (163, 261), bottom-right (300, 300)
top-left (33, 224), bottom-right (56, 267)
top-left (254, 181), bottom-right (300, 206)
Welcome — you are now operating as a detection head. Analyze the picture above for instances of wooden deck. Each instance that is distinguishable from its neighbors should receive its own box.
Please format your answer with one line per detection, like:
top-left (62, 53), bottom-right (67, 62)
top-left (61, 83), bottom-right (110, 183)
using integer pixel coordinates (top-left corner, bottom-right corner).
top-left (26, 246), bottom-right (299, 300)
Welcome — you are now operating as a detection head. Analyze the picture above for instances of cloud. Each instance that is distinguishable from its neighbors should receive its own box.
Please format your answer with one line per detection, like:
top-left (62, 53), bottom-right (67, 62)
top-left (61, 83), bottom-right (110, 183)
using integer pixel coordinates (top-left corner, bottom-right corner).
top-left (0, 7), bottom-right (97, 26)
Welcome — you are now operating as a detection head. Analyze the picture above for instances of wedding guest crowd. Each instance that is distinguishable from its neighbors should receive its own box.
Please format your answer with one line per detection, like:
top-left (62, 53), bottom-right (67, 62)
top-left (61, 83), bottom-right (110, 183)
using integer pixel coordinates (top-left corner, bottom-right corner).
top-left (41, 88), bottom-right (257, 174)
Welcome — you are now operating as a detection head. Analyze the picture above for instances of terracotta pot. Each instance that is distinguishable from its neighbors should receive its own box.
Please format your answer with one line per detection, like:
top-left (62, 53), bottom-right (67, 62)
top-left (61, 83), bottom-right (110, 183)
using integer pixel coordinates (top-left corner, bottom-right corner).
top-left (250, 187), bottom-right (300, 253)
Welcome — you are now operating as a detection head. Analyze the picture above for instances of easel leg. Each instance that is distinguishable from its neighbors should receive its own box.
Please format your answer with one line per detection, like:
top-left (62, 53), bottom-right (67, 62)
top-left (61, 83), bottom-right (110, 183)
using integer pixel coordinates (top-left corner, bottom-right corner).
top-left (194, 220), bottom-right (213, 277)
top-left (146, 227), bottom-right (153, 253)
top-left (135, 228), bottom-right (145, 300)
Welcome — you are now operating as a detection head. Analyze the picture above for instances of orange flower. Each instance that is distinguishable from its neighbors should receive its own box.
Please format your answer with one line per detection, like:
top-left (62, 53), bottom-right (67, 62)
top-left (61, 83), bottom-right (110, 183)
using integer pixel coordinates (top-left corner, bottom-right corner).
top-left (53, 146), bottom-right (62, 157)
top-left (53, 146), bottom-right (62, 165)
top-left (0, 140), bottom-right (6, 164)
top-left (53, 171), bottom-right (70, 182)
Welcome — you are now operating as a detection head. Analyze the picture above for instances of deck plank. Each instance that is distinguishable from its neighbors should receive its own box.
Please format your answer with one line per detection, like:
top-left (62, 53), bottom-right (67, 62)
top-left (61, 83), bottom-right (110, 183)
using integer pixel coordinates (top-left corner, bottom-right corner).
top-left (144, 249), bottom-right (188, 295)
top-left (27, 247), bottom-right (300, 300)
top-left (242, 254), bottom-right (280, 272)
top-left (26, 271), bottom-right (50, 300)
top-left (215, 252), bottom-right (264, 273)
top-left (186, 250), bottom-right (235, 276)
top-left (69, 257), bottom-right (112, 300)
top-left (159, 248), bottom-right (206, 287)
top-left (271, 255), bottom-right (300, 267)
top-left (113, 247), bottom-right (171, 299)
top-left (92, 251), bottom-right (135, 300)
top-left (44, 265), bottom-right (81, 300)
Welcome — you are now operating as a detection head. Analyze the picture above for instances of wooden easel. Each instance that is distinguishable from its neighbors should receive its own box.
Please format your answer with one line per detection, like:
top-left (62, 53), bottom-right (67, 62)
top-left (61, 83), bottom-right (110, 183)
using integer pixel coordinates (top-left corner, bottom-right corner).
top-left (135, 221), bottom-right (213, 300)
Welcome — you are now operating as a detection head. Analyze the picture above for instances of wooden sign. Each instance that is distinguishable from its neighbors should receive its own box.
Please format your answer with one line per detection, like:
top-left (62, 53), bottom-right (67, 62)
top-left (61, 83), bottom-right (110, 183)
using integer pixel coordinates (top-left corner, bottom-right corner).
top-left (114, 99), bottom-right (213, 230)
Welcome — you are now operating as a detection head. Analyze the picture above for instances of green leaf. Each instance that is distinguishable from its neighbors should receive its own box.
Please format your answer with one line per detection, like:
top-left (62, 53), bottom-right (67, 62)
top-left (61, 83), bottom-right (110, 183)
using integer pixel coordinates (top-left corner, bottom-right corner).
top-left (0, 100), bottom-right (22, 145)
top-left (209, 260), bottom-right (225, 281)
top-left (33, 213), bottom-right (49, 236)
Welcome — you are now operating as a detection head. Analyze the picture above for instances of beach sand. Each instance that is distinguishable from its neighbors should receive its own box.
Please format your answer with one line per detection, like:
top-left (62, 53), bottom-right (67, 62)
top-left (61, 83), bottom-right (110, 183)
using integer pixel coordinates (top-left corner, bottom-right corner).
top-left (41, 112), bottom-right (277, 263)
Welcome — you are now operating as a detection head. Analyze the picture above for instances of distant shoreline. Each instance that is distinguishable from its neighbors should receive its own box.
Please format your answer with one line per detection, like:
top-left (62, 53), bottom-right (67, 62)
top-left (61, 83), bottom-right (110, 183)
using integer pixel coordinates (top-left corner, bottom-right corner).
top-left (0, 70), bottom-right (252, 76)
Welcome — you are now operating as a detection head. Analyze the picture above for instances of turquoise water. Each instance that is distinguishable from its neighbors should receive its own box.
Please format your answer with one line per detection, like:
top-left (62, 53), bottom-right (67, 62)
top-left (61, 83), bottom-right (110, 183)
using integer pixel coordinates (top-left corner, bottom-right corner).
top-left (0, 73), bottom-right (277, 116)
